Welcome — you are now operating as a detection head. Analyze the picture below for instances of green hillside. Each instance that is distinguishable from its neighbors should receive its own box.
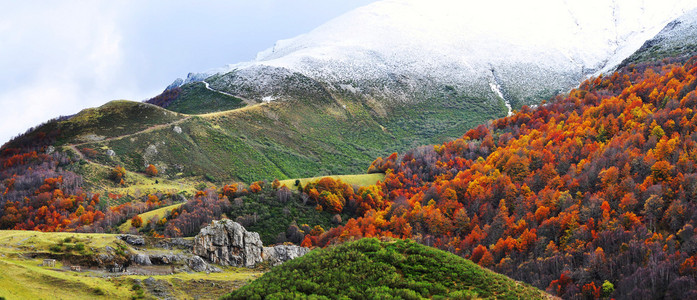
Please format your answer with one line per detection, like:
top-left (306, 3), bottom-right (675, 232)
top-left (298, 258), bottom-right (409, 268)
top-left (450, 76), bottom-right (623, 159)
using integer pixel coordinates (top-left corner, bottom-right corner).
top-left (165, 82), bottom-right (246, 114)
top-left (6, 100), bottom-right (186, 149)
top-left (224, 238), bottom-right (551, 299)
top-left (72, 83), bottom-right (505, 184)
top-left (118, 203), bottom-right (184, 233)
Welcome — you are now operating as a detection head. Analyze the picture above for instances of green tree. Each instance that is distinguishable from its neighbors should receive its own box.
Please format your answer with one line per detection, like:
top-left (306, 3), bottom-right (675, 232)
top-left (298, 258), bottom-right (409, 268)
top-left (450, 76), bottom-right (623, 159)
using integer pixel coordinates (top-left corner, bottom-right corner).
top-left (601, 280), bottom-right (614, 297)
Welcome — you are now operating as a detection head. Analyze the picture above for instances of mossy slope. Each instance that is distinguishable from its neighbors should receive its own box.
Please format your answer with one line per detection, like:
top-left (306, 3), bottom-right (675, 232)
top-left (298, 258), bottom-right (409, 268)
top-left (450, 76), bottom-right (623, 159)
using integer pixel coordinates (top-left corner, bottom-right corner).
top-left (225, 238), bottom-right (551, 299)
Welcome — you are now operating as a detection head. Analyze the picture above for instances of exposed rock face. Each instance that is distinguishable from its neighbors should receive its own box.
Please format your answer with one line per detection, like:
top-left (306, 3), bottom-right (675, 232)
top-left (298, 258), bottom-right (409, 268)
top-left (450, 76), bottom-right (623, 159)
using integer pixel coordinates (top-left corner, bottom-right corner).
top-left (186, 256), bottom-right (222, 273)
top-left (263, 245), bottom-right (311, 266)
top-left (193, 219), bottom-right (309, 267)
top-left (193, 219), bottom-right (264, 267)
top-left (132, 253), bottom-right (152, 266)
top-left (153, 237), bottom-right (193, 250)
top-left (119, 234), bottom-right (145, 246)
top-left (148, 254), bottom-right (185, 265)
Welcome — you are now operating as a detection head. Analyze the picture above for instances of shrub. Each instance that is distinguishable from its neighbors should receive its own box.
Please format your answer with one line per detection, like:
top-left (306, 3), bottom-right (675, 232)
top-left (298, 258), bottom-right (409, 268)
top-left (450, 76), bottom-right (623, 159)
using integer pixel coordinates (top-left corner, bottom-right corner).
top-left (131, 215), bottom-right (143, 228)
top-left (110, 166), bottom-right (126, 183)
top-left (145, 164), bottom-right (158, 177)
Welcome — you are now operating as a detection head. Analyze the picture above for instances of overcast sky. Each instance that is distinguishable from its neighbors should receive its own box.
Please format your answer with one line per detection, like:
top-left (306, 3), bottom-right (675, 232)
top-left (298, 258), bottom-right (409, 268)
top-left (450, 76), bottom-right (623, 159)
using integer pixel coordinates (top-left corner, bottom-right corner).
top-left (0, 0), bottom-right (376, 146)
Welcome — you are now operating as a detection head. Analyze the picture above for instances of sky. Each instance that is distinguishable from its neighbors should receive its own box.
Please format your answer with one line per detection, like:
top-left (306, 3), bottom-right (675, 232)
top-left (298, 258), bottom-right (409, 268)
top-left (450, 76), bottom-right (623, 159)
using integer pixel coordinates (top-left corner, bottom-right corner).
top-left (0, 0), bottom-right (377, 146)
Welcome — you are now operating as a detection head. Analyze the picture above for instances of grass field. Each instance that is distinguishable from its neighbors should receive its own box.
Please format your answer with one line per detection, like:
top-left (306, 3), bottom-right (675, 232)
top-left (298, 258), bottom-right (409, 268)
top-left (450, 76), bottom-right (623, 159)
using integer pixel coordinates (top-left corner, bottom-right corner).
top-left (278, 173), bottom-right (385, 188)
top-left (0, 258), bottom-right (135, 299)
top-left (118, 203), bottom-right (184, 233)
top-left (0, 230), bottom-right (262, 300)
top-left (71, 80), bottom-right (505, 185)
top-left (165, 82), bottom-right (246, 114)
top-left (0, 230), bottom-right (135, 299)
top-left (0, 230), bottom-right (119, 256)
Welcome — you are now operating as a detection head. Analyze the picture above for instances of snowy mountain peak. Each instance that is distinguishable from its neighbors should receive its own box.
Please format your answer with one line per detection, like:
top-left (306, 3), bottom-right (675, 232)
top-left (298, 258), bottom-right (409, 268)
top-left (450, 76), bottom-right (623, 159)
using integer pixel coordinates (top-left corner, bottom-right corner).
top-left (201, 0), bottom-right (697, 106)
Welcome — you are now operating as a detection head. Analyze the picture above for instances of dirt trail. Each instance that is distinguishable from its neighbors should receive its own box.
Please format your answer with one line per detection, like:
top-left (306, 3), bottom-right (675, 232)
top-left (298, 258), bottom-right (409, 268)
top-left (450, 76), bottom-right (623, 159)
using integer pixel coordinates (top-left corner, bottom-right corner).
top-left (202, 80), bottom-right (256, 105)
top-left (71, 116), bottom-right (191, 148)
top-left (66, 116), bottom-right (191, 170)
top-left (68, 144), bottom-right (85, 159)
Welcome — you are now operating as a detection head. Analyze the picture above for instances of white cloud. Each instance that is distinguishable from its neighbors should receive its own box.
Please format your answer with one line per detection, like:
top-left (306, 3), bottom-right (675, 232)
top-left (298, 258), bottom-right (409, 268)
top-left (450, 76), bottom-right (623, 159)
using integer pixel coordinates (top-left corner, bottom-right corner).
top-left (0, 1), bottom-right (135, 145)
top-left (0, 0), bottom-right (378, 146)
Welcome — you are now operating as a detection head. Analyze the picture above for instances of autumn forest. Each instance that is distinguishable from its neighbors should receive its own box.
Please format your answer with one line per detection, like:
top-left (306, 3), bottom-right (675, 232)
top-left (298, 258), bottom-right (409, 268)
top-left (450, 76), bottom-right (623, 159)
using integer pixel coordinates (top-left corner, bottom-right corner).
top-left (4, 54), bottom-right (697, 298)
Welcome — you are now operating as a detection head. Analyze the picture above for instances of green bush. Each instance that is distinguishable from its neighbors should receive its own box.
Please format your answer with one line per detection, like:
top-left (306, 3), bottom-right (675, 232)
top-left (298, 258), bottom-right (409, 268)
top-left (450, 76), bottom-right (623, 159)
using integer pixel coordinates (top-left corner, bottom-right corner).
top-left (223, 238), bottom-right (547, 299)
top-left (602, 280), bottom-right (615, 297)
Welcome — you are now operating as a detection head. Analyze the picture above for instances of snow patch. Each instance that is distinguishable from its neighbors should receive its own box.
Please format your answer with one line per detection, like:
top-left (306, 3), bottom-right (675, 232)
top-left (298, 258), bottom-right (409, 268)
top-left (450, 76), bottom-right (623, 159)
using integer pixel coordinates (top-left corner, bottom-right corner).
top-left (339, 84), bottom-right (361, 93)
top-left (489, 80), bottom-right (512, 117)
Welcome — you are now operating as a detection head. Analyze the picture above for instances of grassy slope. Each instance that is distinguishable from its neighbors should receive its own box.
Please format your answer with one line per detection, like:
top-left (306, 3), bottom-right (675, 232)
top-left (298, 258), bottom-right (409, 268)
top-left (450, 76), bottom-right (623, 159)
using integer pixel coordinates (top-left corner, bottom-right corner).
top-left (0, 230), bottom-right (136, 299)
top-left (278, 173), bottom-right (385, 188)
top-left (6, 100), bottom-right (185, 148)
top-left (225, 238), bottom-right (551, 299)
top-left (0, 259), bottom-right (134, 299)
top-left (65, 156), bottom-right (197, 205)
top-left (0, 230), bottom-right (261, 300)
top-left (79, 84), bottom-right (505, 183)
top-left (118, 203), bottom-right (184, 233)
top-left (166, 82), bottom-right (246, 114)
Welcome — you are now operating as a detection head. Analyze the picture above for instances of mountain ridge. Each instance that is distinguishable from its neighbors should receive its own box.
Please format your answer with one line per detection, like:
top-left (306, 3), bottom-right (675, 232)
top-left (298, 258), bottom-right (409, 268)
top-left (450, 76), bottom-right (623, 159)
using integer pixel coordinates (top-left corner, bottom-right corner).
top-left (169, 0), bottom-right (697, 109)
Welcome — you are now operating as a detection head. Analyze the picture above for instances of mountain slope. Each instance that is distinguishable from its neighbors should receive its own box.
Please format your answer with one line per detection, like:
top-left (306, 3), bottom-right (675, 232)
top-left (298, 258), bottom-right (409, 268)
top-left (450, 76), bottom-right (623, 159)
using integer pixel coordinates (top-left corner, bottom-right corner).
top-left (5, 100), bottom-right (185, 150)
top-left (288, 56), bottom-right (697, 299)
top-left (180, 0), bottom-right (697, 109)
top-left (224, 238), bottom-right (551, 299)
top-left (130, 0), bottom-right (696, 182)
top-left (620, 7), bottom-right (697, 67)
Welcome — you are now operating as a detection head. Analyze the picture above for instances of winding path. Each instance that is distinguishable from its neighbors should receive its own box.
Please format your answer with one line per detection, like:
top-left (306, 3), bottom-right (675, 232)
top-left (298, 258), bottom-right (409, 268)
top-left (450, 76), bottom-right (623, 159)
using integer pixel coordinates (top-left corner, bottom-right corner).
top-left (201, 80), bottom-right (256, 105)
top-left (66, 82), bottom-right (259, 164)
top-left (71, 116), bottom-right (192, 148)
top-left (66, 116), bottom-right (192, 169)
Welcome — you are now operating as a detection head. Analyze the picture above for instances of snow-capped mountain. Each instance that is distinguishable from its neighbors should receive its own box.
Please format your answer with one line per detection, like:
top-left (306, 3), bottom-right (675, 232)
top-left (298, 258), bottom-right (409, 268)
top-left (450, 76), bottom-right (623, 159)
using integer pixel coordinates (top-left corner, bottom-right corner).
top-left (175, 0), bottom-right (697, 110)
top-left (620, 6), bottom-right (697, 67)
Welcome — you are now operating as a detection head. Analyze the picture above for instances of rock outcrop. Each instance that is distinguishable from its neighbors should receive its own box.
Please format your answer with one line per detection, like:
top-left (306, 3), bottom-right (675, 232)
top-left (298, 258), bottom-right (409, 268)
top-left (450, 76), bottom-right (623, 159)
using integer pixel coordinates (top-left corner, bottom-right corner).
top-left (132, 253), bottom-right (152, 266)
top-left (262, 245), bottom-right (311, 266)
top-left (119, 234), bottom-right (145, 246)
top-left (193, 220), bottom-right (264, 267)
top-left (193, 219), bottom-right (309, 268)
top-left (186, 255), bottom-right (222, 273)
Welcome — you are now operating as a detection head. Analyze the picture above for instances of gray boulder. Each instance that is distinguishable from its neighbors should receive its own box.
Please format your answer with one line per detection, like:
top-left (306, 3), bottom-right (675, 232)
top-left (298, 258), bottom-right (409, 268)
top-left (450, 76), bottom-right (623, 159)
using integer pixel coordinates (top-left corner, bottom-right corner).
top-left (119, 234), bottom-right (145, 246)
top-left (132, 254), bottom-right (152, 266)
top-left (193, 219), bottom-right (310, 268)
top-left (187, 256), bottom-right (222, 273)
top-left (263, 245), bottom-right (311, 266)
top-left (148, 253), bottom-right (186, 265)
top-left (193, 219), bottom-right (263, 267)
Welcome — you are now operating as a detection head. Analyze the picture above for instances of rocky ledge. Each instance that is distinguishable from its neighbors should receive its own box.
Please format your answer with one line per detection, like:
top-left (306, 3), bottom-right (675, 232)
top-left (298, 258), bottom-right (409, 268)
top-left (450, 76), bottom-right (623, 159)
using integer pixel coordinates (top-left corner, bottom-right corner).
top-left (193, 219), bottom-right (310, 268)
